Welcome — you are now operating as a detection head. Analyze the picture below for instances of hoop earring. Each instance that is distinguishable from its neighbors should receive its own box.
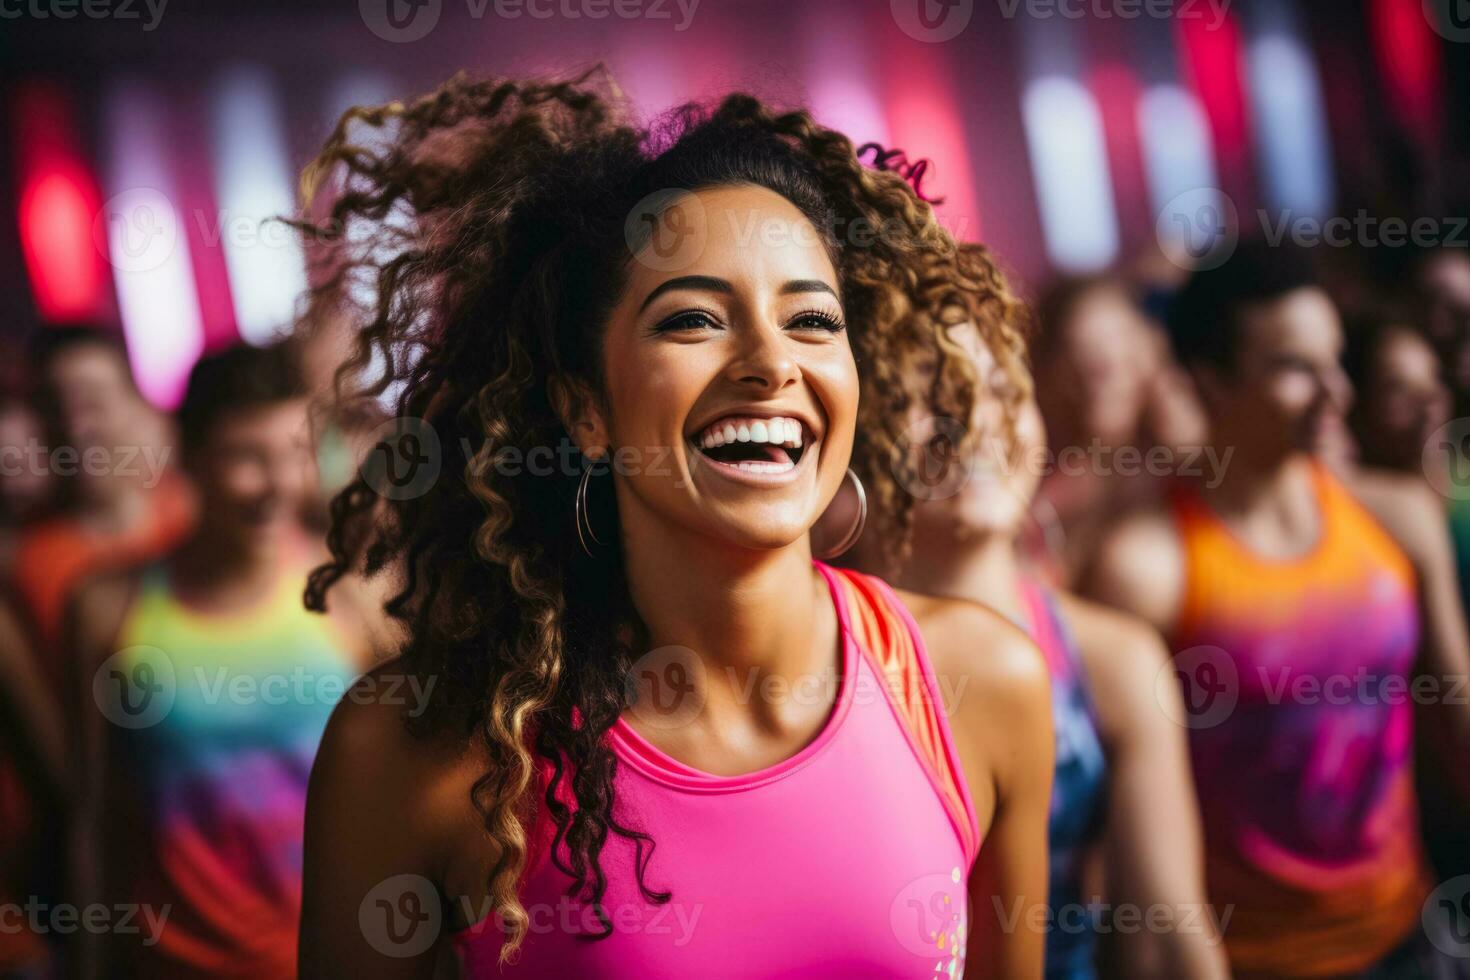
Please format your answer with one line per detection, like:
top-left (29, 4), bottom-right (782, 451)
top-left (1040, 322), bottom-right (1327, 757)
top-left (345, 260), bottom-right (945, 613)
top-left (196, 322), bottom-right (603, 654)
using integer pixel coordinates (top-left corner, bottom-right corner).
top-left (575, 458), bottom-right (607, 558)
top-left (818, 468), bottom-right (868, 560)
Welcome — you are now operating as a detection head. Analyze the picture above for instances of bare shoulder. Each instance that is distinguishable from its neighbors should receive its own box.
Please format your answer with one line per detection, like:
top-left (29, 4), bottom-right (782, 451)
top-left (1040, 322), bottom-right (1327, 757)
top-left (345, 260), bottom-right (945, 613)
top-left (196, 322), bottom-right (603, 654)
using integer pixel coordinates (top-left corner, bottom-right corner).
top-left (1346, 466), bottom-right (1451, 567)
top-left (1053, 591), bottom-right (1173, 743)
top-left (302, 661), bottom-right (497, 962)
top-left (900, 588), bottom-right (1051, 707)
top-left (898, 589), bottom-right (1053, 824)
top-left (1080, 505), bottom-right (1184, 633)
top-left (314, 661), bottom-right (423, 764)
top-left (309, 660), bottom-right (489, 880)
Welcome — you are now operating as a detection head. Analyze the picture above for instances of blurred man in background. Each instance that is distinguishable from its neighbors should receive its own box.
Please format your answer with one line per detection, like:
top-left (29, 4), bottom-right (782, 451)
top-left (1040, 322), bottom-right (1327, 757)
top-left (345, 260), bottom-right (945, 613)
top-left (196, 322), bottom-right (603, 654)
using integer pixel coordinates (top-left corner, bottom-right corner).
top-left (2, 329), bottom-right (194, 977)
top-left (10, 328), bottom-right (194, 663)
top-left (1342, 303), bottom-right (1470, 891)
top-left (1085, 243), bottom-right (1470, 978)
top-left (69, 342), bottom-right (378, 979)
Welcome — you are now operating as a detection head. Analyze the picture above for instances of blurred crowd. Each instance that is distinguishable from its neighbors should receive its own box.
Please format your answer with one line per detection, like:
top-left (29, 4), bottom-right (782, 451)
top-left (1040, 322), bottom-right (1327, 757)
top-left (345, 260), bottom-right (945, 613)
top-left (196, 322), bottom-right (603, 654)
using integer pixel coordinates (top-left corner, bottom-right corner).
top-left (1, 234), bottom-right (1469, 978)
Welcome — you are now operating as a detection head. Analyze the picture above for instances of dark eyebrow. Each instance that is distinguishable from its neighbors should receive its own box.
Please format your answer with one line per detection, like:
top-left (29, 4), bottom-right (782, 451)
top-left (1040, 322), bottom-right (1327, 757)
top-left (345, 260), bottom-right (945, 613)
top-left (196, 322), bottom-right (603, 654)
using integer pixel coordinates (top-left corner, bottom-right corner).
top-left (638, 276), bottom-right (840, 313)
top-left (638, 276), bottom-right (733, 312)
top-left (781, 280), bottom-right (839, 299)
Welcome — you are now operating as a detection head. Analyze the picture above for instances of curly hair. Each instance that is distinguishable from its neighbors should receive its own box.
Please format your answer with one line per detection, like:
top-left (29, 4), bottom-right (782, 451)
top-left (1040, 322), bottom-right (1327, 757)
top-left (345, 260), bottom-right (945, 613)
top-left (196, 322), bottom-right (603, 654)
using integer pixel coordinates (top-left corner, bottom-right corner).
top-left (294, 67), bottom-right (1021, 961)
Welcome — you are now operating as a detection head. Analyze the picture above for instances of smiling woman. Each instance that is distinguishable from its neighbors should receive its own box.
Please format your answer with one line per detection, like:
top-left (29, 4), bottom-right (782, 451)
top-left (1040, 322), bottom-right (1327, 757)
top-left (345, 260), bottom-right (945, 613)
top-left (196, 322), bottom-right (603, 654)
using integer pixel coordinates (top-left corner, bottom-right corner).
top-left (294, 69), bottom-right (1052, 979)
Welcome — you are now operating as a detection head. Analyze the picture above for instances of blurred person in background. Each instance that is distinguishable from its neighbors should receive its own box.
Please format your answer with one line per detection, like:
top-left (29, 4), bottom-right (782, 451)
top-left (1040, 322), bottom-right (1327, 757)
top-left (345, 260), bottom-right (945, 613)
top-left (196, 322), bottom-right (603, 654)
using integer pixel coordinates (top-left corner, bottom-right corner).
top-left (1, 370), bottom-right (122, 980)
top-left (1411, 246), bottom-right (1470, 412)
top-left (1028, 276), bottom-right (1206, 589)
top-left (9, 328), bottom-right (195, 664)
top-left (1343, 309), bottom-right (1470, 886)
top-left (0, 395), bottom-right (55, 571)
top-left (1390, 253), bottom-right (1470, 621)
top-left (1085, 242), bottom-right (1470, 978)
top-left (839, 245), bottom-right (1228, 980)
top-left (68, 342), bottom-right (377, 979)
top-left (0, 603), bottom-right (63, 979)
top-left (1343, 312), bottom-right (1452, 474)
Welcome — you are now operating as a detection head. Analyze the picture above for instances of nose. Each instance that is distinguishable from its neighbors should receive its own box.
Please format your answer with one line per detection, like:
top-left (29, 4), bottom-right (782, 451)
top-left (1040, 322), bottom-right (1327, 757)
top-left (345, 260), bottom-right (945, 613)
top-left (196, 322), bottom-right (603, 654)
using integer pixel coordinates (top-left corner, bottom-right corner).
top-left (726, 320), bottom-right (800, 392)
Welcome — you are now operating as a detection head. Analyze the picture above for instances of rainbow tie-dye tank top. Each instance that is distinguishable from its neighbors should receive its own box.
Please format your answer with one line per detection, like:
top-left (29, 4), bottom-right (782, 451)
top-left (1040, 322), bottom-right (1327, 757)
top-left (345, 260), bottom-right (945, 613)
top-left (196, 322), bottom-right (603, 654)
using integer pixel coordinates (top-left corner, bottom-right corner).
top-left (107, 558), bottom-right (357, 978)
top-left (1168, 461), bottom-right (1432, 977)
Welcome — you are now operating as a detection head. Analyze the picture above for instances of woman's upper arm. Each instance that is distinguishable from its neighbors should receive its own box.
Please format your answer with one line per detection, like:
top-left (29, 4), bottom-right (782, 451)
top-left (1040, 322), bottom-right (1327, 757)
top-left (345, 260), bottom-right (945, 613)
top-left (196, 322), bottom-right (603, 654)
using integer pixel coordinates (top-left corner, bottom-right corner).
top-left (1063, 597), bottom-right (1229, 979)
top-left (300, 676), bottom-right (453, 979)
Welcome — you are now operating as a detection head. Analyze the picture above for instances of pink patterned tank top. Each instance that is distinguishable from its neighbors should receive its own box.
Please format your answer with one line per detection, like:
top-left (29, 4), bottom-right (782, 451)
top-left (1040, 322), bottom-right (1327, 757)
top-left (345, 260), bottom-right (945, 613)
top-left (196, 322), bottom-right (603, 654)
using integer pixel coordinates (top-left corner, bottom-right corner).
top-left (453, 562), bottom-right (981, 977)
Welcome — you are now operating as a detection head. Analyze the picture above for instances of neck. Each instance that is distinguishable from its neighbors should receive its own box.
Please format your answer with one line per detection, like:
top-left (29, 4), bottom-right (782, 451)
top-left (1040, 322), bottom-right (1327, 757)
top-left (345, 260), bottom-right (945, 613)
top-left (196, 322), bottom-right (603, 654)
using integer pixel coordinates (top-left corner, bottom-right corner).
top-left (893, 528), bottom-right (1026, 624)
top-left (1199, 436), bottom-right (1315, 516)
top-left (1194, 437), bottom-right (1326, 559)
top-left (616, 499), bottom-right (835, 734)
top-left (171, 520), bottom-right (285, 599)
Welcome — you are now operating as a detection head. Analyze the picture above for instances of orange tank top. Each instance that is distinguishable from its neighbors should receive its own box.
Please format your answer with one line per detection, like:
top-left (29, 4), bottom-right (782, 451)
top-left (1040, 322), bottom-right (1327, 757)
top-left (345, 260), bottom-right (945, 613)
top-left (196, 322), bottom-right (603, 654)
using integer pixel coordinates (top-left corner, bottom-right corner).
top-left (1169, 461), bottom-right (1432, 977)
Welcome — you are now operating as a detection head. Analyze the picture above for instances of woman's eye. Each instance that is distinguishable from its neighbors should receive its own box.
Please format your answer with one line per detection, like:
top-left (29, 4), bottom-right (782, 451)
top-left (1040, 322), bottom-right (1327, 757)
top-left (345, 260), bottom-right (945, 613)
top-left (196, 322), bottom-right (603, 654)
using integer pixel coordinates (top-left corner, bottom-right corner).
top-left (655, 310), bottom-right (722, 333)
top-left (787, 310), bottom-right (846, 332)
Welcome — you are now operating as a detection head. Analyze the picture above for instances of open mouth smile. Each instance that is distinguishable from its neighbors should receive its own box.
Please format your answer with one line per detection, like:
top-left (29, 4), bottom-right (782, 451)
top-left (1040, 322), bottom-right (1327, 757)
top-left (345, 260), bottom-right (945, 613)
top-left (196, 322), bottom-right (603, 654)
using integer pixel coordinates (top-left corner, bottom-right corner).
top-left (689, 414), bottom-right (811, 480)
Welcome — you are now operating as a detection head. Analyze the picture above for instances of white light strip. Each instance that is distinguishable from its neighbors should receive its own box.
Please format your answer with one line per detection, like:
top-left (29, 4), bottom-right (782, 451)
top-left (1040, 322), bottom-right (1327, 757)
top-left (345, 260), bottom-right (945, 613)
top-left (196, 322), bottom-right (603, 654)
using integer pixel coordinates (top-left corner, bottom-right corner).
top-left (1247, 33), bottom-right (1335, 218)
top-left (102, 81), bottom-right (205, 409)
top-left (1138, 83), bottom-right (1225, 215)
top-left (1021, 75), bottom-right (1120, 272)
top-left (212, 66), bottom-right (309, 346)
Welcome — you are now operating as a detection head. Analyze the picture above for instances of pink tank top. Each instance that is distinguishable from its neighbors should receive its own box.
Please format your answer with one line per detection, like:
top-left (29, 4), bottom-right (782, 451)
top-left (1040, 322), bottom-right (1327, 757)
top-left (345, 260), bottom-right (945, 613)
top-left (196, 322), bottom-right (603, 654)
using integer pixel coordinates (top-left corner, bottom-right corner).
top-left (453, 562), bottom-right (981, 977)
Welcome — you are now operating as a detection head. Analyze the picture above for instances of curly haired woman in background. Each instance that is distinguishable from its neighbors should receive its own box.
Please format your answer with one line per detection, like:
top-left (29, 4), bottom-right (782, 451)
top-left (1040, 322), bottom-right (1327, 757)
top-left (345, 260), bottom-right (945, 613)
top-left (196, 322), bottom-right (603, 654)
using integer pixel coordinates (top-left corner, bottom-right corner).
top-left (838, 242), bottom-right (1229, 979)
top-left (294, 71), bottom-right (1053, 978)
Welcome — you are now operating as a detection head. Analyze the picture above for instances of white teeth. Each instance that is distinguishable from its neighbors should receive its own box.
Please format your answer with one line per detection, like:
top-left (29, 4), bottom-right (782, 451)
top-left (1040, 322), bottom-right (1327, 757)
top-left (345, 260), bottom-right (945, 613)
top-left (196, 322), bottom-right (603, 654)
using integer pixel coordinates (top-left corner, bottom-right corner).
top-left (731, 459), bottom-right (794, 473)
top-left (695, 416), bottom-right (808, 450)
